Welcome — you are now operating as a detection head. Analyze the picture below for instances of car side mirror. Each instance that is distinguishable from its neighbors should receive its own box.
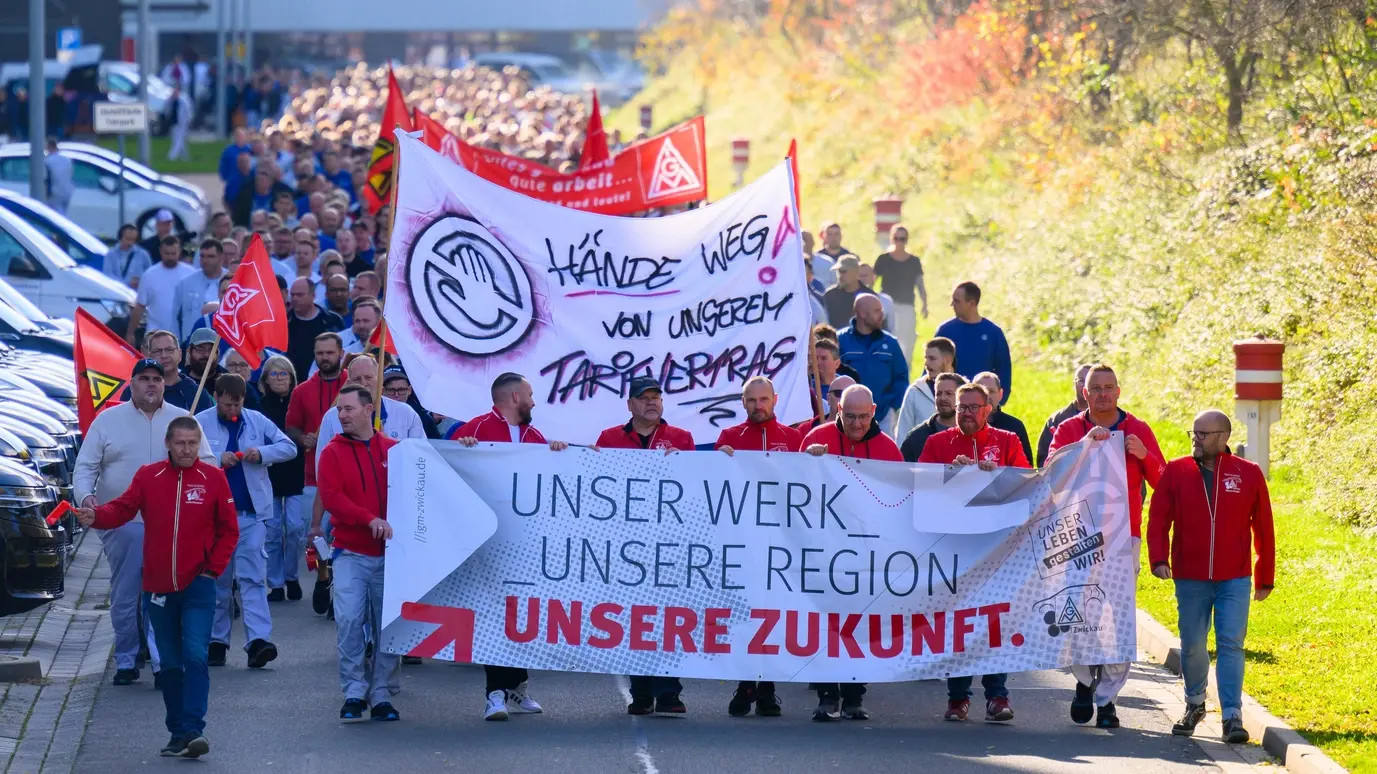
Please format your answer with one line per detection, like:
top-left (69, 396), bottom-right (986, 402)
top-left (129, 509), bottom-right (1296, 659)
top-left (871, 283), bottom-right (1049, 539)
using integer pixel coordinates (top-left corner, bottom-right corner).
top-left (98, 177), bottom-right (118, 194)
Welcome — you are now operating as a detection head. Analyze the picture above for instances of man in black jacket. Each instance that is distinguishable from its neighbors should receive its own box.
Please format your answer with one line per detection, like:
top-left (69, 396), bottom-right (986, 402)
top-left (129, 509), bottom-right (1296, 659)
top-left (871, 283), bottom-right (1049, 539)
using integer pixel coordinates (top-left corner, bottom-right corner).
top-left (1036, 364), bottom-right (1091, 466)
top-left (900, 373), bottom-right (964, 462)
top-left (974, 371), bottom-right (1033, 464)
top-left (233, 167), bottom-right (293, 227)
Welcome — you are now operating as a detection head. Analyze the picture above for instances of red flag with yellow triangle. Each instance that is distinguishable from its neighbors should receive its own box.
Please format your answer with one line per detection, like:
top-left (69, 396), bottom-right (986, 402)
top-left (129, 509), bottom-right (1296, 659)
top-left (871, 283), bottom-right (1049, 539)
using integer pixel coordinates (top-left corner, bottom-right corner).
top-left (362, 66), bottom-right (414, 214)
top-left (73, 308), bottom-right (141, 434)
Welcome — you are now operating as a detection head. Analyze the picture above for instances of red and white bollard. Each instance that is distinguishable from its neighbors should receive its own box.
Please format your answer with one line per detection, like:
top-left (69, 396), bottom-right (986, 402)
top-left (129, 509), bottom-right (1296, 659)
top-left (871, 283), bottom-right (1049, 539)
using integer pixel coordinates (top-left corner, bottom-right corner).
top-left (731, 138), bottom-right (750, 189)
top-left (873, 197), bottom-right (904, 250)
top-left (1233, 338), bottom-right (1284, 478)
top-left (639, 105), bottom-right (653, 133)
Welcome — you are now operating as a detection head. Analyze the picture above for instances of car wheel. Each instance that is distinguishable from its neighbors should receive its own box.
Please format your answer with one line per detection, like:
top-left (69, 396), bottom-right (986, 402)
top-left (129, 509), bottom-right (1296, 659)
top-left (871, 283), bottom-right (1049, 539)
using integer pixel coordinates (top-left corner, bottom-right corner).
top-left (136, 211), bottom-right (188, 240)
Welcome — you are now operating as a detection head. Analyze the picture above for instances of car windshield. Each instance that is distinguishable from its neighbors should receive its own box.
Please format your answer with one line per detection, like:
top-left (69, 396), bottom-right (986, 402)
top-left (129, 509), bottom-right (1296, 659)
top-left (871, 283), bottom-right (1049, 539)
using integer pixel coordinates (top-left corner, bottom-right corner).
top-left (0, 278), bottom-right (52, 325)
top-left (532, 63), bottom-right (571, 79)
top-left (0, 299), bottom-right (38, 333)
top-left (0, 195), bottom-right (106, 258)
top-left (0, 212), bottom-right (77, 269)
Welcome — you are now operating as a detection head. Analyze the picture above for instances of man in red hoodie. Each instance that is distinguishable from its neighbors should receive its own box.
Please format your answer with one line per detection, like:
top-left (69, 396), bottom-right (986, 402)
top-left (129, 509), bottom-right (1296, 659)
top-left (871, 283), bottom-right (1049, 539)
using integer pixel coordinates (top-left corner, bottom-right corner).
top-left (798, 384), bottom-right (901, 722)
top-left (285, 332), bottom-right (345, 614)
top-left (317, 384), bottom-right (402, 723)
top-left (448, 372), bottom-right (567, 721)
top-left (918, 382), bottom-right (1026, 723)
top-left (1148, 409), bottom-right (1274, 744)
top-left (592, 374), bottom-right (695, 716)
top-left (1048, 363), bottom-right (1165, 729)
top-left (76, 417), bottom-right (238, 760)
top-left (716, 375), bottom-right (800, 718)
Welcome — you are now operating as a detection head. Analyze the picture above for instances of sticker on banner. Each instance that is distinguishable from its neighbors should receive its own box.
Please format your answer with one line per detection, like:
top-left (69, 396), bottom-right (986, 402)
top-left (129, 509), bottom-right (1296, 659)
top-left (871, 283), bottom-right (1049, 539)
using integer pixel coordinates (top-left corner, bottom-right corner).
top-left (1029, 499), bottom-right (1104, 579)
top-left (408, 214), bottom-right (534, 356)
top-left (1033, 584), bottom-right (1107, 637)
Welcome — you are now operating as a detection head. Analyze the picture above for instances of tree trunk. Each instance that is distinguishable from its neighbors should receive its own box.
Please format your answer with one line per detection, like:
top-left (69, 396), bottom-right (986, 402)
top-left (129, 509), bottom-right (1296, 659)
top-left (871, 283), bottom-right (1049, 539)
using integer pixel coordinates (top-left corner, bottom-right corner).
top-left (1223, 55), bottom-right (1246, 135)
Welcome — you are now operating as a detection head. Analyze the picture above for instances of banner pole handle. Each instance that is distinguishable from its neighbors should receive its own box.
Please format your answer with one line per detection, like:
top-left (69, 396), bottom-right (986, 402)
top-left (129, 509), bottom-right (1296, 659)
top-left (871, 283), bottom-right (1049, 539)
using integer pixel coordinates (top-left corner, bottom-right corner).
top-left (189, 332), bottom-right (221, 414)
top-left (808, 325), bottom-right (825, 424)
top-left (374, 137), bottom-right (402, 431)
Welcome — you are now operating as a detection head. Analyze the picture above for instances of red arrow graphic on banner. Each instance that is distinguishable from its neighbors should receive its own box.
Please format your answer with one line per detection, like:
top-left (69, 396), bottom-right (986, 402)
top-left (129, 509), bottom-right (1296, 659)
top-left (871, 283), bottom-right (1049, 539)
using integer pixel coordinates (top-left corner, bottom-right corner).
top-left (401, 602), bottom-right (476, 661)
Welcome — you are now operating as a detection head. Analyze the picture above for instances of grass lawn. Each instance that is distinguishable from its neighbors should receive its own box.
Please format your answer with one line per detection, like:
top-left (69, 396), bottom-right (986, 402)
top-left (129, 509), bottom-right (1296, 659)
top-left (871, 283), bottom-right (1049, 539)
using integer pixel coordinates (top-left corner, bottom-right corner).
top-left (913, 330), bottom-right (1377, 771)
top-left (92, 136), bottom-right (223, 176)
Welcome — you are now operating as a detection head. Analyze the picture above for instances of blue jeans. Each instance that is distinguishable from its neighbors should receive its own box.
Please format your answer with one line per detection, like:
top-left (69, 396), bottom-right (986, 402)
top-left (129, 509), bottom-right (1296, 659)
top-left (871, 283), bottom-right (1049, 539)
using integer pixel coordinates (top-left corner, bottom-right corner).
top-left (948, 673), bottom-right (1008, 701)
top-left (266, 494), bottom-right (310, 587)
top-left (1175, 576), bottom-right (1252, 719)
top-left (332, 550), bottom-right (399, 704)
top-left (144, 575), bottom-right (217, 736)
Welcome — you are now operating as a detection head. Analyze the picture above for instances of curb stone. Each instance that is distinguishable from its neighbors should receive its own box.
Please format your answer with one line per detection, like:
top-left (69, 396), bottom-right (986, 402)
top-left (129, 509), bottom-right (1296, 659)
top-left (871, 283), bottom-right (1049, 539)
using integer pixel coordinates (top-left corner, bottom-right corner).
top-left (0, 658), bottom-right (40, 684)
top-left (1136, 609), bottom-right (1348, 774)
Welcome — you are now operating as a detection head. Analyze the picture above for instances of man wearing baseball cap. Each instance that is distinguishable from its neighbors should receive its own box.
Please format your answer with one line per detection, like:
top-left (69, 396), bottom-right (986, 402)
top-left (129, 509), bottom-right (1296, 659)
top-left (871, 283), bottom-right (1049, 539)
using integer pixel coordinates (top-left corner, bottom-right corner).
top-left (74, 358), bottom-right (215, 689)
top-left (139, 209), bottom-right (179, 260)
top-left (591, 375), bottom-right (695, 715)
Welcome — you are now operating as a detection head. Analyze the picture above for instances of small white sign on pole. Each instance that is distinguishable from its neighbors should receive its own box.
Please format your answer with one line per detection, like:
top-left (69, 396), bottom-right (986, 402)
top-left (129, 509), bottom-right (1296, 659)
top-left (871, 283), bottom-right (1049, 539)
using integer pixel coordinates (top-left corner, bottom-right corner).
top-left (93, 103), bottom-right (149, 135)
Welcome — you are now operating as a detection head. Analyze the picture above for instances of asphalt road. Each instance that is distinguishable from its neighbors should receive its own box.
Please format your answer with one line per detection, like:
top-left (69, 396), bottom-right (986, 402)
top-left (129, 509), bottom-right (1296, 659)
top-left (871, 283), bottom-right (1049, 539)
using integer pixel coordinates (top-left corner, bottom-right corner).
top-left (71, 572), bottom-right (1264, 774)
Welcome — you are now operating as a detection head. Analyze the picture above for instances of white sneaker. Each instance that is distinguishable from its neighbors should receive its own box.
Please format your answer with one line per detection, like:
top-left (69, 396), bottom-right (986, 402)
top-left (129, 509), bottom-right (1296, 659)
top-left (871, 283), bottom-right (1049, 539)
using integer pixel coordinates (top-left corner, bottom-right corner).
top-left (506, 682), bottom-right (543, 714)
top-left (484, 690), bottom-right (508, 721)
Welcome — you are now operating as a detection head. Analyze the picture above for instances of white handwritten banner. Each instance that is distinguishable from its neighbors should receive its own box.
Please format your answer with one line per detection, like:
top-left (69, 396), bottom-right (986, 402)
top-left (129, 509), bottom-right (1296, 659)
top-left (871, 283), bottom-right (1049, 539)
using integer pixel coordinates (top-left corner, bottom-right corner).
top-left (382, 133), bottom-right (811, 442)
top-left (379, 436), bottom-right (1138, 682)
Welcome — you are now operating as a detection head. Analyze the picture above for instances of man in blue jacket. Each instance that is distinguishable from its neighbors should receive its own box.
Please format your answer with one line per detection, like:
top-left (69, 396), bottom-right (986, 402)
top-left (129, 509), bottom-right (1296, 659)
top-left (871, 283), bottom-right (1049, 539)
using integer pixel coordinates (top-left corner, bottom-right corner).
top-left (935, 281), bottom-right (1012, 404)
top-left (195, 374), bottom-right (297, 670)
top-left (837, 295), bottom-right (909, 427)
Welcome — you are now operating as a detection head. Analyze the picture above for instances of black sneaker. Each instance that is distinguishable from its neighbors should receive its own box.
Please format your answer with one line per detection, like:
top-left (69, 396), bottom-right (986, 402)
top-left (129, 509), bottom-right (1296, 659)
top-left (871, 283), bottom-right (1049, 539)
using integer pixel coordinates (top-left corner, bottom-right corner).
top-left (655, 694), bottom-right (686, 714)
top-left (340, 697), bottom-right (368, 722)
top-left (152, 671), bottom-right (162, 691)
top-left (370, 702), bottom-right (400, 721)
top-left (1223, 717), bottom-right (1249, 744)
top-left (207, 642), bottom-right (228, 667)
top-left (402, 656), bottom-right (423, 665)
top-left (180, 733), bottom-right (209, 759)
top-left (727, 682), bottom-right (755, 717)
top-left (266, 588), bottom-right (285, 602)
top-left (812, 694), bottom-right (840, 722)
top-left (840, 699), bottom-right (869, 720)
top-left (312, 580), bottom-right (331, 615)
top-left (112, 668), bottom-right (138, 686)
top-left (285, 580), bottom-right (303, 601)
top-left (158, 734), bottom-right (185, 757)
top-left (246, 639), bottom-right (278, 669)
top-left (1173, 702), bottom-right (1207, 736)
top-left (1070, 681), bottom-right (1095, 724)
top-left (755, 689), bottom-right (782, 717)
top-left (628, 695), bottom-right (654, 715)
top-left (1096, 702), bottom-right (1120, 729)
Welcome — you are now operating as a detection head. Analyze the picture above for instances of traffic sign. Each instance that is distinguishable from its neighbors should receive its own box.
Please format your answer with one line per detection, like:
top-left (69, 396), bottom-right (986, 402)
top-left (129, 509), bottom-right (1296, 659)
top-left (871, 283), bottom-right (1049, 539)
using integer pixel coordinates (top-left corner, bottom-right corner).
top-left (56, 28), bottom-right (82, 64)
top-left (93, 102), bottom-right (148, 134)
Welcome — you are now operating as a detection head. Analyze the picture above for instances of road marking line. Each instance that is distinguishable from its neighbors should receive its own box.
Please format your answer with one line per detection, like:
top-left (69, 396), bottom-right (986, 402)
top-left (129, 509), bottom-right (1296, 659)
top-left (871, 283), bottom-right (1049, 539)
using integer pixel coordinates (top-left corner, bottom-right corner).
top-left (612, 675), bottom-right (659, 774)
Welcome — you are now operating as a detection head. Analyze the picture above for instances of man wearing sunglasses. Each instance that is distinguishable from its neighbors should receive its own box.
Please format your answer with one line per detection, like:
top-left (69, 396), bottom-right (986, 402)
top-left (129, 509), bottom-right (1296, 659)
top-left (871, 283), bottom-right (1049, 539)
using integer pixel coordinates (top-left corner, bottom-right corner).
top-left (1147, 410), bottom-right (1274, 744)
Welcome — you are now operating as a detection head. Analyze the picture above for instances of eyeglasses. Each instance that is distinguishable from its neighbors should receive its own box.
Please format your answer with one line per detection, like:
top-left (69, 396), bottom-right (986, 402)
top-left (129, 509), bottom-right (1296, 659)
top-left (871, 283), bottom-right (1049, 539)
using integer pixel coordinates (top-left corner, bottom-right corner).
top-left (841, 412), bottom-right (873, 423)
top-left (956, 404), bottom-right (987, 414)
top-left (265, 370), bottom-right (290, 378)
top-left (1187, 430), bottom-right (1227, 441)
top-left (383, 386), bottom-right (410, 398)
top-left (893, 235), bottom-right (908, 242)
top-left (148, 347), bottom-right (178, 358)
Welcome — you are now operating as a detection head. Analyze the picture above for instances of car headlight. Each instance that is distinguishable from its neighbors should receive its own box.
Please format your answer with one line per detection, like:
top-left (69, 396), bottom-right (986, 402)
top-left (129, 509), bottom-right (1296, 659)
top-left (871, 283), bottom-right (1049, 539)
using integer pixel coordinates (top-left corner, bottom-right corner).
top-left (71, 298), bottom-right (130, 319)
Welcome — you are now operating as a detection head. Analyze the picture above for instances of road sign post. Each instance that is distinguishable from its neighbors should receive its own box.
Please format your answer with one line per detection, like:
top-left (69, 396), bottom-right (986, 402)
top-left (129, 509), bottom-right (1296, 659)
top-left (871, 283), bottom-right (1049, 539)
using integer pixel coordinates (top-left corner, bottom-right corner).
top-left (94, 103), bottom-right (149, 229)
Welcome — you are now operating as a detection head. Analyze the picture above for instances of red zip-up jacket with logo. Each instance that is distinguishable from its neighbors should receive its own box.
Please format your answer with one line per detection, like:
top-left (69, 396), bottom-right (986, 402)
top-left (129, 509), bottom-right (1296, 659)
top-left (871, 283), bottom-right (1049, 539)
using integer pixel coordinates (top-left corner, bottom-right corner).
top-left (1147, 452), bottom-right (1275, 589)
top-left (90, 460), bottom-right (239, 593)
top-left (444, 408), bottom-right (548, 444)
top-left (285, 372), bottom-right (345, 487)
top-left (317, 433), bottom-right (396, 557)
top-left (714, 418), bottom-right (802, 453)
top-left (917, 424), bottom-right (1031, 469)
top-left (594, 420), bottom-right (695, 451)
top-left (1049, 409), bottom-right (1165, 537)
top-left (802, 418), bottom-right (904, 461)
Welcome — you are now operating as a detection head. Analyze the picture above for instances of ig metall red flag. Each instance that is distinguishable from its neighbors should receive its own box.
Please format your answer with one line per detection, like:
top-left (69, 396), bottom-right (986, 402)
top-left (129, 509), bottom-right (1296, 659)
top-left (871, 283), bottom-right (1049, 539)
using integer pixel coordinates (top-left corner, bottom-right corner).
top-left (212, 235), bottom-right (287, 369)
top-left (362, 66), bottom-right (414, 214)
top-left (73, 308), bottom-right (141, 434)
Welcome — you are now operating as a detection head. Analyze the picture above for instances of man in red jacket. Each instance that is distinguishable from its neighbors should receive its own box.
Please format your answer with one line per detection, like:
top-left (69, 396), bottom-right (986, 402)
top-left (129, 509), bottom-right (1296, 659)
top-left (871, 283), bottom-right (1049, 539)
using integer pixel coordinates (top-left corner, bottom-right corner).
top-left (592, 374), bottom-right (695, 716)
top-left (76, 417), bottom-right (238, 760)
top-left (317, 384), bottom-right (402, 723)
top-left (449, 372), bottom-right (567, 721)
top-left (798, 384), bottom-right (901, 722)
top-left (1047, 363), bottom-right (1165, 729)
top-left (716, 375), bottom-right (800, 718)
top-left (918, 383), bottom-right (1026, 723)
top-left (1148, 409), bottom-right (1274, 744)
top-left (285, 332), bottom-right (345, 614)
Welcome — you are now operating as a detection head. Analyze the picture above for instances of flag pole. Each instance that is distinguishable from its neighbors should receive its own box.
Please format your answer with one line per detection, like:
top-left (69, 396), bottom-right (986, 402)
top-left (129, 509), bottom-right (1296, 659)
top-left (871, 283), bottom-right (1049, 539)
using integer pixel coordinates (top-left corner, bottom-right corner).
top-left (373, 131), bottom-right (402, 431)
top-left (809, 327), bottom-right (825, 424)
top-left (189, 332), bottom-right (222, 413)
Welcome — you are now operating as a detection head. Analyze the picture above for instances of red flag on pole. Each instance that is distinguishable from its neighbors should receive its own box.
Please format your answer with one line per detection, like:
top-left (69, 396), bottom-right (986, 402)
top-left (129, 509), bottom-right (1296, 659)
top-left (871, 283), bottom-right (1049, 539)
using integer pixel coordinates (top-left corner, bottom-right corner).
top-left (367, 319), bottom-right (398, 356)
top-left (73, 308), bottom-right (141, 434)
top-left (362, 66), bottom-right (414, 214)
top-left (212, 235), bottom-right (287, 369)
top-left (578, 90), bottom-right (611, 170)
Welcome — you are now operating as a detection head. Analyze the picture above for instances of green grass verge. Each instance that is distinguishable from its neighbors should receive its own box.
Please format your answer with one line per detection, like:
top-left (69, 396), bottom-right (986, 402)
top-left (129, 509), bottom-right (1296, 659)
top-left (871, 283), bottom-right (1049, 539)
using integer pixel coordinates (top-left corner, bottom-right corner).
top-left (92, 137), bottom-right (222, 175)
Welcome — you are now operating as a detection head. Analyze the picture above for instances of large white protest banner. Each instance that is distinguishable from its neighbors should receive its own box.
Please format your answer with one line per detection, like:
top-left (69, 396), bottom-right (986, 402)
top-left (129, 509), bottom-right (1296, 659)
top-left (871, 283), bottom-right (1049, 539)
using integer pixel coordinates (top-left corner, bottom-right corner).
top-left (380, 436), bottom-right (1137, 682)
top-left (382, 133), bottom-right (812, 443)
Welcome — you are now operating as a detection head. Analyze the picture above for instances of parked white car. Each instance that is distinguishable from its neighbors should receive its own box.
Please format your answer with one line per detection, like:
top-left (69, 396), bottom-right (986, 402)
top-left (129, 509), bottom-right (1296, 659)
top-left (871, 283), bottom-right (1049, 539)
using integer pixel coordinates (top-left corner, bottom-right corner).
top-left (0, 206), bottom-right (134, 325)
top-left (472, 53), bottom-right (590, 96)
top-left (56, 142), bottom-right (208, 208)
top-left (0, 146), bottom-right (207, 242)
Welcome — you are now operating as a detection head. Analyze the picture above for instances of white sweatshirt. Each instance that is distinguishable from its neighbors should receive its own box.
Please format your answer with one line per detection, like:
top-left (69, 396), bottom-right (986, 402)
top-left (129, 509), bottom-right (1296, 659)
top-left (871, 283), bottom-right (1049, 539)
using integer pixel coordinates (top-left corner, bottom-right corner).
top-left (894, 376), bottom-right (938, 445)
top-left (74, 401), bottom-right (216, 517)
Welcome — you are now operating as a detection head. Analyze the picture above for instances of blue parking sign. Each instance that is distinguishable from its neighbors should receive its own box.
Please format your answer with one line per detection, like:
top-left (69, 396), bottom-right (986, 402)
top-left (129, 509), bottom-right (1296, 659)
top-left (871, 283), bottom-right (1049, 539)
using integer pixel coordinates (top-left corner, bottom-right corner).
top-left (57, 27), bottom-right (82, 53)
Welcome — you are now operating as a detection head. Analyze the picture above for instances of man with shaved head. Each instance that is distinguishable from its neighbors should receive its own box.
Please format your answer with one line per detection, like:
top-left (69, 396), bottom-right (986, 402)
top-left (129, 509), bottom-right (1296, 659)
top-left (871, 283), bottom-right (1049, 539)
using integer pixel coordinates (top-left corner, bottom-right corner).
top-left (286, 277), bottom-right (345, 382)
top-left (837, 294), bottom-right (909, 430)
top-left (1148, 409), bottom-right (1274, 744)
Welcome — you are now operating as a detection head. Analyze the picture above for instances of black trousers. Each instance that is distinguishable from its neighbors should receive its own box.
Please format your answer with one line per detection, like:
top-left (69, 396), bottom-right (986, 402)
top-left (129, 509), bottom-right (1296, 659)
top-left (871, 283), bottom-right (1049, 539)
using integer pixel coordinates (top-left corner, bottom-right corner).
top-left (810, 682), bottom-right (866, 700)
top-left (629, 676), bottom-right (683, 698)
top-left (485, 665), bottom-right (529, 693)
